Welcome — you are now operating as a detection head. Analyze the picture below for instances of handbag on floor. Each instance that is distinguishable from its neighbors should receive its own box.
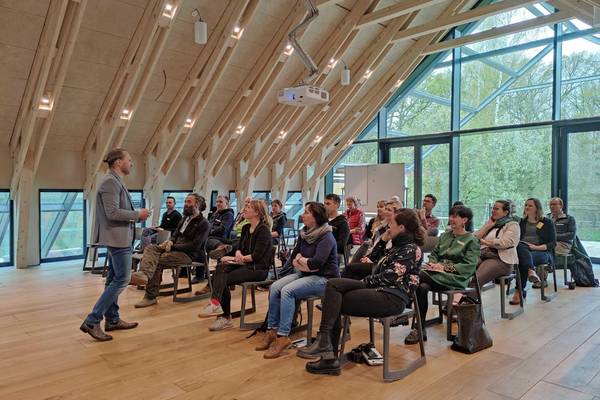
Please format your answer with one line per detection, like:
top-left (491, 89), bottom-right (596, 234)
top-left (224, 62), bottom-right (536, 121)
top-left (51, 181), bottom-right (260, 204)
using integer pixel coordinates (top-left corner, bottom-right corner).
top-left (451, 296), bottom-right (492, 354)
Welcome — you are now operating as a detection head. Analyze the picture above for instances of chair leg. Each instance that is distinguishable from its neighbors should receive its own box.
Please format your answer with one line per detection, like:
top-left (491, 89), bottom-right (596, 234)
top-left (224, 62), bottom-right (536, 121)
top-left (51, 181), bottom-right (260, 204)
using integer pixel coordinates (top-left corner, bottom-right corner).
top-left (83, 246), bottom-right (89, 271)
top-left (369, 318), bottom-right (375, 344)
top-left (381, 314), bottom-right (426, 382)
top-left (240, 285), bottom-right (247, 328)
top-left (306, 298), bottom-right (315, 344)
top-left (540, 264), bottom-right (558, 302)
top-left (339, 316), bottom-right (351, 362)
top-left (172, 267), bottom-right (179, 302)
top-left (446, 296), bottom-right (454, 341)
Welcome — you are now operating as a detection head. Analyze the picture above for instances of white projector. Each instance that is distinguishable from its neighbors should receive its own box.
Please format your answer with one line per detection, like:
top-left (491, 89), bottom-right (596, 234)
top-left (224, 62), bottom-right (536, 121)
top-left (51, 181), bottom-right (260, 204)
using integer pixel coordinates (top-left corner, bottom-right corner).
top-left (278, 85), bottom-right (329, 106)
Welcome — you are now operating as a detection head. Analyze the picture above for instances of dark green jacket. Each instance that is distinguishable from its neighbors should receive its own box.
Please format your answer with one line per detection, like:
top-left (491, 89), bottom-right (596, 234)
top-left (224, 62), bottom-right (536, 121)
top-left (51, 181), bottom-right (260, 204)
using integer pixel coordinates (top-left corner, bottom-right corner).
top-left (422, 231), bottom-right (480, 289)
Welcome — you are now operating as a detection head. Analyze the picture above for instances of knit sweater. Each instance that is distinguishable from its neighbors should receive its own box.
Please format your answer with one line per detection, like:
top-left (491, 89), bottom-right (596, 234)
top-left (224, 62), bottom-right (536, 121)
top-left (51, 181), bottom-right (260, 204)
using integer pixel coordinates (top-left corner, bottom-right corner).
top-left (422, 231), bottom-right (480, 289)
top-left (290, 230), bottom-right (339, 278)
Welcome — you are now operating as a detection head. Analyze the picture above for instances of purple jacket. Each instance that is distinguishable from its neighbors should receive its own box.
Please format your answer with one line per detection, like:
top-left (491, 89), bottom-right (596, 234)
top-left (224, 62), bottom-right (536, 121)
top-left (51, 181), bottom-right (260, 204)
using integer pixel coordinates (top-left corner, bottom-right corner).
top-left (291, 230), bottom-right (339, 278)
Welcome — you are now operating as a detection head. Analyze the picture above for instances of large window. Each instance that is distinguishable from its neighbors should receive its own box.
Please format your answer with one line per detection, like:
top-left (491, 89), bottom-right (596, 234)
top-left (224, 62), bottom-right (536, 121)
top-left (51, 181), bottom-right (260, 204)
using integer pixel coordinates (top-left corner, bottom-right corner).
top-left (40, 191), bottom-right (86, 261)
top-left (129, 191), bottom-right (146, 228)
top-left (0, 191), bottom-right (12, 267)
top-left (459, 127), bottom-right (552, 228)
top-left (560, 22), bottom-right (600, 120)
top-left (160, 191), bottom-right (189, 217)
top-left (285, 192), bottom-right (303, 227)
top-left (387, 58), bottom-right (452, 137)
top-left (459, 7), bottom-right (554, 130)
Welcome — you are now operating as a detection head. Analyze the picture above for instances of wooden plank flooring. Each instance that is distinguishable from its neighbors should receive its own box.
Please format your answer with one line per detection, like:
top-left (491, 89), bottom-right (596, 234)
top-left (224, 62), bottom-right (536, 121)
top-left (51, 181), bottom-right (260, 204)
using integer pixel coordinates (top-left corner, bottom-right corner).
top-left (1, 261), bottom-right (600, 400)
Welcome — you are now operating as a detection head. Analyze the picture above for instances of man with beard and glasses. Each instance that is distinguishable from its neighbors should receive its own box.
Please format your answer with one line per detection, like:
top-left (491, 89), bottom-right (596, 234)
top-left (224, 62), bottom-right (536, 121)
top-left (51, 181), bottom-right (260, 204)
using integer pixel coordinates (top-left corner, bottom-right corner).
top-left (130, 193), bottom-right (210, 308)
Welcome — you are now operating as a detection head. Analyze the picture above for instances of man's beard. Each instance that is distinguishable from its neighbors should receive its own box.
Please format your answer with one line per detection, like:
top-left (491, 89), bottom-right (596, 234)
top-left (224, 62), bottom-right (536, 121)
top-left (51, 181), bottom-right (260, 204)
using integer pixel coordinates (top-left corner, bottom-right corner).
top-left (183, 205), bottom-right (196, 216)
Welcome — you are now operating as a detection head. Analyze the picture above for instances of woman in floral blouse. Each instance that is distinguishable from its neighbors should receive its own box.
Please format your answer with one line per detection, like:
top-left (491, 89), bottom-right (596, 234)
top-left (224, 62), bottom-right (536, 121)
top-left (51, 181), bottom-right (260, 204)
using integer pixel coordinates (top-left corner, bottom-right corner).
top-left (298, 208), bottom-right (426, 376)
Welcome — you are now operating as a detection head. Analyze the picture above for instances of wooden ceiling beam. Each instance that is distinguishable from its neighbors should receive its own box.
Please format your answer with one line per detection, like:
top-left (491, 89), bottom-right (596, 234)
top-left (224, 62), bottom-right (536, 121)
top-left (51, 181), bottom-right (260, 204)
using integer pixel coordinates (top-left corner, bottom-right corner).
top-left (392, 0), bottom-right (539, 43)
top-left (10, 0), bottom-right (87, 196)
top-left (278, 15), bottom-right (411, 181)
top-left (548, 0), bottom-right (593, 25)
top-left (82, 0), bottom-right (179, 195)
top-left (144, 0), bottom-right (256, 195)
top-left (355, 0), bottom-right (447, 29)
top-left (423, 11), bottom-right (572, 55)
top-left (235, 0), bottom-right (376, 181)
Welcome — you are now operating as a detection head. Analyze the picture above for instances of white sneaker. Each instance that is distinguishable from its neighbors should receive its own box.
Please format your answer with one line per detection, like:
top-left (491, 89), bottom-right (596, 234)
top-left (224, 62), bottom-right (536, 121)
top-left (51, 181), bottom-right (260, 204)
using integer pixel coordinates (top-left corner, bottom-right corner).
top-left (198, 302), bottom-right (223, 318)
top-left (209, 316), bottom-right (233, 331)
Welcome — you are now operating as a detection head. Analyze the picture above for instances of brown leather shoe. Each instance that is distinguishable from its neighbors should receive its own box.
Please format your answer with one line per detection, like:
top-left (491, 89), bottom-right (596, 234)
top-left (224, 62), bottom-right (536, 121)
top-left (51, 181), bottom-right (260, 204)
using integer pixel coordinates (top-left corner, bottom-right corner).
top-left (255, 329), bottom-right (277, 351)
top-left (208, 244), bottom-right (232, 260)
top-left (194, 284), bottom-right (211, 296)
top-left (129, 271), bottom-right (148, 286)
top-left (80, 322), bottom-right (113, 341)
top-left (264, 336), bottom-right (292, 359)
top-left (105, 319), bottom-right (139, 331)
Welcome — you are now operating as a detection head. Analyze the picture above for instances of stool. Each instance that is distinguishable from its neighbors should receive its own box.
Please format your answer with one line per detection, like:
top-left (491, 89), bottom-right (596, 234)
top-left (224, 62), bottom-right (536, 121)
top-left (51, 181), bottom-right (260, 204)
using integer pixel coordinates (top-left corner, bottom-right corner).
top-left (83, 243), bottom-right (108, 274)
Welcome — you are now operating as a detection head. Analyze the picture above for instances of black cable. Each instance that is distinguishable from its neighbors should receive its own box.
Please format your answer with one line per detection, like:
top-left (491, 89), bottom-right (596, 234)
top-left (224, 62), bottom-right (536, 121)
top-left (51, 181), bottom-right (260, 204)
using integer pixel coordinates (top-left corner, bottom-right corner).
top-left (154, 69), bottom-right (167, 101)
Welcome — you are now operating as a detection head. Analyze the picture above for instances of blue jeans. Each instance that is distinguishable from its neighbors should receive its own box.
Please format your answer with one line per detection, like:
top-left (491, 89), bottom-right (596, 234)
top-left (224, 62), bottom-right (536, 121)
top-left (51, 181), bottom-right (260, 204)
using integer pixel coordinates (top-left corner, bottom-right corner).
top-left (516, 242), bottom-right (552, 292)
top-left (267, 272), bottom-right (328, 336)
top-left (85, 246), bottom-right (132, 326)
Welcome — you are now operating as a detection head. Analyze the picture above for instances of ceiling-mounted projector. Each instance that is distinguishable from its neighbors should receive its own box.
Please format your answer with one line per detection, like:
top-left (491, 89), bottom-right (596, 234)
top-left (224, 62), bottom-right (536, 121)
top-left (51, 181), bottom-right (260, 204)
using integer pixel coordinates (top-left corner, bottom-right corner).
top-left (278, 85), bottom-right (329, 106)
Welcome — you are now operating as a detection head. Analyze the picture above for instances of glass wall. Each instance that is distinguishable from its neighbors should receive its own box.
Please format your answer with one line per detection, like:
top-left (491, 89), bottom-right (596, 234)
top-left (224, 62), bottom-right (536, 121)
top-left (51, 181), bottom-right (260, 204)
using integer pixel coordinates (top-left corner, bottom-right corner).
top-left (389, 147), bottom-right (415, 208)
top-left (160, 191), bottom-right (188, 217)
top-left (560, 24), bottom-right (600, 119)
top-left (40, 191), bottom-right (85, 260)
top-left (285, 192), bottom-right (303, 227)
top-left (459, 127), bottom-right (552, 228)
top-left (0, 191), bottom-right (12, 267)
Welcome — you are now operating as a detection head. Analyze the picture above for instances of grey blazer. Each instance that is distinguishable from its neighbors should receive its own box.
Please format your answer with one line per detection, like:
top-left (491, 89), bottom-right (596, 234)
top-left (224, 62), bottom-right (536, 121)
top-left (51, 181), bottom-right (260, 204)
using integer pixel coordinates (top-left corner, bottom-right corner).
top-left (92, 171), bottom-right (139, 248)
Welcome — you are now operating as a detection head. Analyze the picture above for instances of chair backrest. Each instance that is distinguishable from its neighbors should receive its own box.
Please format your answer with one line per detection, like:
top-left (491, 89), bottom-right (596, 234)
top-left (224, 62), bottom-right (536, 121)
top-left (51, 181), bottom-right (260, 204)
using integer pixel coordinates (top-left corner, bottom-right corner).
top-left (271, 246), bottom-right (279, 280)
top-left (134, 227), bottom-right (143, 241)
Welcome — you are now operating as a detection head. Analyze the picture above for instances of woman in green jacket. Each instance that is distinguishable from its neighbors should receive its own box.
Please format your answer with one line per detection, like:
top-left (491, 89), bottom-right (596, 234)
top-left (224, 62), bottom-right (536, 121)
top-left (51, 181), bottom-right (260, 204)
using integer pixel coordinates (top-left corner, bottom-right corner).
top-left (405, 205), bottom-right (480, 344)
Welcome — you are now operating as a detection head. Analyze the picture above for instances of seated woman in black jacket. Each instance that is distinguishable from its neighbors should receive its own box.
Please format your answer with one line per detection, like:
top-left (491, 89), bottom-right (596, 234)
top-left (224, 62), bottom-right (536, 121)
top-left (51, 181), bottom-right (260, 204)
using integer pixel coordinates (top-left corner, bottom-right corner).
top-left (198, 199), bottom-right (273, 331)
top-left (298, 208), bottom-right (425, 376)
top-left (270, 199), bottom-right (287, 245)
top-left (513, 197), bottom-right (556, 304)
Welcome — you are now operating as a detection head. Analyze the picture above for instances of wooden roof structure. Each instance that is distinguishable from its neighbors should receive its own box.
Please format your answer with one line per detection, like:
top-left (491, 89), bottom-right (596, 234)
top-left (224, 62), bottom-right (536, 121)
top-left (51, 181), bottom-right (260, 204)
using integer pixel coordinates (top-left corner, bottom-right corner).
top-left (1, 0), bottom-right (589, 267)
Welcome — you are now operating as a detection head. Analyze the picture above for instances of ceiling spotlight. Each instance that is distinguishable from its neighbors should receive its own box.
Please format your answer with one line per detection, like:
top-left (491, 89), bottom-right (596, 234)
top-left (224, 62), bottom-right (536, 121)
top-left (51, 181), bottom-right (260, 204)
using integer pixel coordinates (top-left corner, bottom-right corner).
top-left (184, 117), bottom-right (194, 128)
top-left (235, 125), bottom-right (245, 135)
top-left (283, 44), bottom-right (294, 56)
top-left (38, 94), bottom-right (52, 111)
top-left (162, 2), bottom-right (176, 18)
top-left (341, 67), bottom-right (350, 86)
top-left (120, 108), bottom-right (132, 120)
top-left (231, 26), bottom-right (244, 39)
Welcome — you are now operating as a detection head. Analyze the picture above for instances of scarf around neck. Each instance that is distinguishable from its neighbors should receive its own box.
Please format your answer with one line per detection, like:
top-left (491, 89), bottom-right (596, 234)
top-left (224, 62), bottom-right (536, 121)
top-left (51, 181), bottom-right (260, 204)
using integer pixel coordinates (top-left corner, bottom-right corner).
top-left (301, 223), bottom-right (332, 244)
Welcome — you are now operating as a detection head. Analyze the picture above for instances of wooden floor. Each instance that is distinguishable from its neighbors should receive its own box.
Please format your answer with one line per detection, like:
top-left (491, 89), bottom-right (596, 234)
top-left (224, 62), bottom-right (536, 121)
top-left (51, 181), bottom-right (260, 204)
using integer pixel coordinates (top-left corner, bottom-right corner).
top-left (1, 262), bottom-right (600, 400)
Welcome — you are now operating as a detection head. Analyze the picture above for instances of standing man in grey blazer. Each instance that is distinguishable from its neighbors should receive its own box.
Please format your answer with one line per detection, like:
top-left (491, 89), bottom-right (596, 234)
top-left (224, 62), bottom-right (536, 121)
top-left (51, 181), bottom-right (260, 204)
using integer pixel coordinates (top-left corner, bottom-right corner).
top-left (80, 148), bottom-right (150, 341)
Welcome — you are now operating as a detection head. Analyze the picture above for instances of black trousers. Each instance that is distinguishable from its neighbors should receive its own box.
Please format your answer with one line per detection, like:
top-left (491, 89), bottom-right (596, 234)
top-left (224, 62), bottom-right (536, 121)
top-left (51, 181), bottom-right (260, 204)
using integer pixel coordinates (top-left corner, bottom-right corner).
top-left (415, 272), bottom-right (450, 325)
top-left (341, 262), bottom-right (373, 280)
top-left (319, 278), bottom-right (405, 353)
top-left (211, 263), bottom-right (268, 316)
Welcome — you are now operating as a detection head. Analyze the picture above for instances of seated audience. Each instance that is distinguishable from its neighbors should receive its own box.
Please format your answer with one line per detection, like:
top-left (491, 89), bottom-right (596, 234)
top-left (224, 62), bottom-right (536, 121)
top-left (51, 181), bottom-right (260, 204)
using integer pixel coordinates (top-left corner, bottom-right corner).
top-left (364, 200), bottom-right (386, 241)
top-left (473, 200), bottom-right (520, 288)
top-left (204, 195), bottom-right (235, 251)
top-left (346, 199), bottom-right (402, 275)
top-left (299, 209), bottom-right (425, 376)
top-left (256, 202), bottom-right (339, 359)
top-left (131, 193), bottom-right (210, 307)
top-left (207, 196), bottom-right (252, 259)
top-left (324, 194), bottom-right (351, 257)
top-left (139, 196), bottom-right (182, 249)
top-left (198, 200), bottom-right (273, 331)
top-left (270, 199), bottom-right (287, 245)
top-left (514, 198), bottom-right (556, 303)
top-left (418, 194), bottom-right (440, 236)
top-left (547, 197), bottom-right (576, 256)
top-left (405, 206), bottom-right (480, 344)
top-left (344, 196), bottom-right (366, 245)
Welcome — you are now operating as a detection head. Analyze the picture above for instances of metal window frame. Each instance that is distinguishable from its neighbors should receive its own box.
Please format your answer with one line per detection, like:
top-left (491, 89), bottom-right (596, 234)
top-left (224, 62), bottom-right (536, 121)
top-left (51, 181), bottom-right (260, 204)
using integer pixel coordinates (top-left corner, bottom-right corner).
top-left (39, 189), bottom-right (87, 263)
top-left (0, 189), bottom-right (14, 267)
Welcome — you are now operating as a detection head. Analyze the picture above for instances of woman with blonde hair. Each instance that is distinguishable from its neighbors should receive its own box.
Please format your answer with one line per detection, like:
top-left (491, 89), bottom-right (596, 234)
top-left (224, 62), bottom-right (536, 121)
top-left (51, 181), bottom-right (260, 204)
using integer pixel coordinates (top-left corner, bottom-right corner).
top-left (199, 199), bottom-right (273, 331)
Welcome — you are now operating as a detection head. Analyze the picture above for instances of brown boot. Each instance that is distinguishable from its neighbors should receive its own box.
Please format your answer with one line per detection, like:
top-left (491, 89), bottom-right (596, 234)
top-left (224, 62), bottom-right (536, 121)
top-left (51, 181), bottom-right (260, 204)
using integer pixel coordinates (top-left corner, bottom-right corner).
top-left (194, 284), bottom-right (211, 296)
top-left (255, 329), bottom-right (277, 351)
top-left (264, 336), bottom-right (292, 359)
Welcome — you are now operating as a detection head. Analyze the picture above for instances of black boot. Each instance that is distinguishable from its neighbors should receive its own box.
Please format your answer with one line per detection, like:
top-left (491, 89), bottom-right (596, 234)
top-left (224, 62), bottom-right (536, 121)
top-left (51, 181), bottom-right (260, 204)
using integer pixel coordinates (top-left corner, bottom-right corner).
top-left (296, 331), bottom-right (334, 360)
top-left (306, 358), bottom-right (341, 376)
